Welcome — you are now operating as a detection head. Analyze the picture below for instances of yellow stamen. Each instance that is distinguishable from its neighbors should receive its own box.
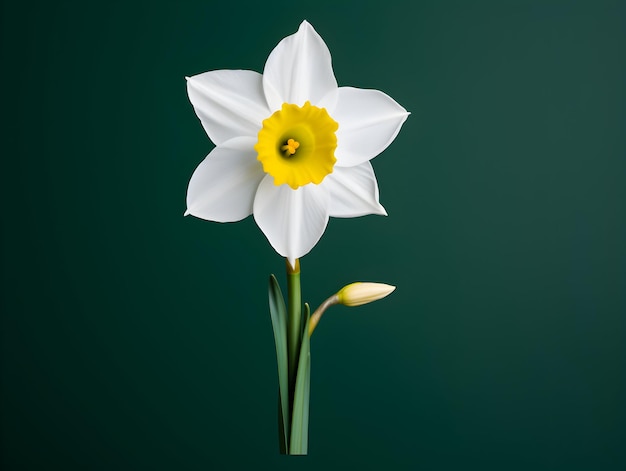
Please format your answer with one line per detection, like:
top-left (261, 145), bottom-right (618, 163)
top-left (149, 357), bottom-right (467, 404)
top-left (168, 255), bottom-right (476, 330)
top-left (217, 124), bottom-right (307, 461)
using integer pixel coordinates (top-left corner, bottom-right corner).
top-left (281, 138), bottom-right (300, 157)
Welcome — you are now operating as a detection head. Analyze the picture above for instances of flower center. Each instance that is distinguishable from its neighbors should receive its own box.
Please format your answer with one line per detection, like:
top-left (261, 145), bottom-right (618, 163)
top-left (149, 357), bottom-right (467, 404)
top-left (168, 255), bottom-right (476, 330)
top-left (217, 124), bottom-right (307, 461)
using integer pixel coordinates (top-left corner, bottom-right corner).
top-left (281, 138), bottom-right (300, 157)
top-left (255, 101), bottom-right (338, 189)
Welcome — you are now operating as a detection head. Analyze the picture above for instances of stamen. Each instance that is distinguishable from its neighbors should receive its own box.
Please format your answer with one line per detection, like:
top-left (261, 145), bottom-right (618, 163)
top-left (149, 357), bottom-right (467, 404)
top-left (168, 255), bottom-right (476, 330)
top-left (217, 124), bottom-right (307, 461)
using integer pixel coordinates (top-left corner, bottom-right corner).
top-left (281, 138), bottom-right (300, 157)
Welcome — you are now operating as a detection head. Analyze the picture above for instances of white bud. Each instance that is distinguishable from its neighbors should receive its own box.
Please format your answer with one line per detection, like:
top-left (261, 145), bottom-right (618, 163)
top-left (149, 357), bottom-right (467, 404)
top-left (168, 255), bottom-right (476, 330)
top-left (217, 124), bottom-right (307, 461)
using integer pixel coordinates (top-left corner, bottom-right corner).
top-left (337, 282), bottom-right (396, 307)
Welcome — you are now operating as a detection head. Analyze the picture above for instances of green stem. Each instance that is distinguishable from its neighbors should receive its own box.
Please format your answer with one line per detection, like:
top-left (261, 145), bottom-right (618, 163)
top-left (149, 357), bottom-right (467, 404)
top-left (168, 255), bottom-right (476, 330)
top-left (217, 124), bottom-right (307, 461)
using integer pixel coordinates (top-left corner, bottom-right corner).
top-left (286, 259), bottom-right (301, 402)
top-left (309, 294), bottom-right (339, 336)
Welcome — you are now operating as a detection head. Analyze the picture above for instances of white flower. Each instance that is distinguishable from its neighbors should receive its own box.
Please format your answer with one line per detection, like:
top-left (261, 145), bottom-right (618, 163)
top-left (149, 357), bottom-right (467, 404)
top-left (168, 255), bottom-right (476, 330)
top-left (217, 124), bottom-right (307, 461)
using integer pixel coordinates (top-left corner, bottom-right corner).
top-left (185, 21), bottom-right (409, 268)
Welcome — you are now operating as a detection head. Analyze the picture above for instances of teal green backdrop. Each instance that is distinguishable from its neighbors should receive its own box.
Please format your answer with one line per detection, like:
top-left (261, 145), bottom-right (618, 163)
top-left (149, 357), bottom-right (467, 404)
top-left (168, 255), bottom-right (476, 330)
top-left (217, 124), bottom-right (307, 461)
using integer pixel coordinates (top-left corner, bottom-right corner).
top-left (1, 0), bottom-right (625, 469)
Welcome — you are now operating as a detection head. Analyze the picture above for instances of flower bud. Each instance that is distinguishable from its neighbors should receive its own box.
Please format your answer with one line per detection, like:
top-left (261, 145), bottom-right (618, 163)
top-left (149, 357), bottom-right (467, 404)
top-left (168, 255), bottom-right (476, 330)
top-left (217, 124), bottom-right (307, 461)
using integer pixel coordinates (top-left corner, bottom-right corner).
top-left (336, 282), bottom-right (396, 307)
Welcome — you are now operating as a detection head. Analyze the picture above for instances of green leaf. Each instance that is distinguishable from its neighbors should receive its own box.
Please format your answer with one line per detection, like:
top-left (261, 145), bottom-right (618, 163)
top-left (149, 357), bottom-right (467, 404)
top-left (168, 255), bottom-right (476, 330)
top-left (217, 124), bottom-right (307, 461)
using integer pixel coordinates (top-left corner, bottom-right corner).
top-left (277, 393), bottom-right (287, 454)
top-left (289, 304), bottom-right (311, 455)
top-left (268, 274), bottom-right (290, 452)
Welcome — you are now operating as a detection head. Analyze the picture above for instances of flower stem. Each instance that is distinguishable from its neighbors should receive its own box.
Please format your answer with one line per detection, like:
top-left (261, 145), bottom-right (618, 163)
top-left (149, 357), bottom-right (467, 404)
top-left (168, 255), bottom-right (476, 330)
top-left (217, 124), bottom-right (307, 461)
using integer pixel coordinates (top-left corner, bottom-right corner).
top-left (308, 294), bottom-right (339, 336)
top-left (286, 259), bottom-right (301, 401)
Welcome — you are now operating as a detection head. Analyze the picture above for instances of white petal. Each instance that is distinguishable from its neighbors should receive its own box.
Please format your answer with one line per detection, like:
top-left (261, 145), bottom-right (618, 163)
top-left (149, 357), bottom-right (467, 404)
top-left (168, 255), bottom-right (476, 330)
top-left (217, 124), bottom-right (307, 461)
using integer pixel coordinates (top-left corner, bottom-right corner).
top-left (185, 137), bottom-right (264, 222)
top-left (333, 87), bottom-right (409, 167)
top-left (186, 70), bottom-right (270, 145)
top-left (253, 176), bottom-right (330, 266)
top-left (263, 20), bottom-right (338, 113)
top-left (324, 162), bottom-right (387, 218)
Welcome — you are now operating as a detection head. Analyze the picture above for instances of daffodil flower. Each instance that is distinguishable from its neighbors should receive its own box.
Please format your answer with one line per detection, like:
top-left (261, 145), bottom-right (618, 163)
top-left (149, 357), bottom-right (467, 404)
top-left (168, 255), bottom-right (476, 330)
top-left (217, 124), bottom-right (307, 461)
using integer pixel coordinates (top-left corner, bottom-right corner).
top-left (185, 21), bottom-right (409, 267)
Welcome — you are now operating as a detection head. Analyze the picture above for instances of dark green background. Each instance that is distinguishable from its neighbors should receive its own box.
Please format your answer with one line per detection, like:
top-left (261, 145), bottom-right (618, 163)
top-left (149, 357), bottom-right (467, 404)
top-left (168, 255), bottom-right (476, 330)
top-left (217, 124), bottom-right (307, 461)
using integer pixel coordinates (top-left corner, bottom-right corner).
top-left (1, 0), bottom-right (624, 469)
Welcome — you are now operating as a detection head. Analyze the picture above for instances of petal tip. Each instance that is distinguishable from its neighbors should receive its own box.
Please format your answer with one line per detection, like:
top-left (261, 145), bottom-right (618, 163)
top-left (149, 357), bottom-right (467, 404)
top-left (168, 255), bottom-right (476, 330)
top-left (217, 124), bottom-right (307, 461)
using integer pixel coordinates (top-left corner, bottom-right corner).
top-left (184, 209), bottom-right (191, 216)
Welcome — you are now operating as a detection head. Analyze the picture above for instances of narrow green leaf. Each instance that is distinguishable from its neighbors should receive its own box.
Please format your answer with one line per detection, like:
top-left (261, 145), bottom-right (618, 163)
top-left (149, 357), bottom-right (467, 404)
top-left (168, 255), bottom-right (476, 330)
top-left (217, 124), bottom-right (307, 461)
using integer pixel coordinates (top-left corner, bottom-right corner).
top-left (289, 304), bottom-right (311, 455)
top-left (268, 274), bottom-right (290, 451)
top-left (299, 303), bottom-right (311, 452)
top-left (277, 393), bottom-right (287, 454)
top-left (300, 302), bottom-right (309, 336)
